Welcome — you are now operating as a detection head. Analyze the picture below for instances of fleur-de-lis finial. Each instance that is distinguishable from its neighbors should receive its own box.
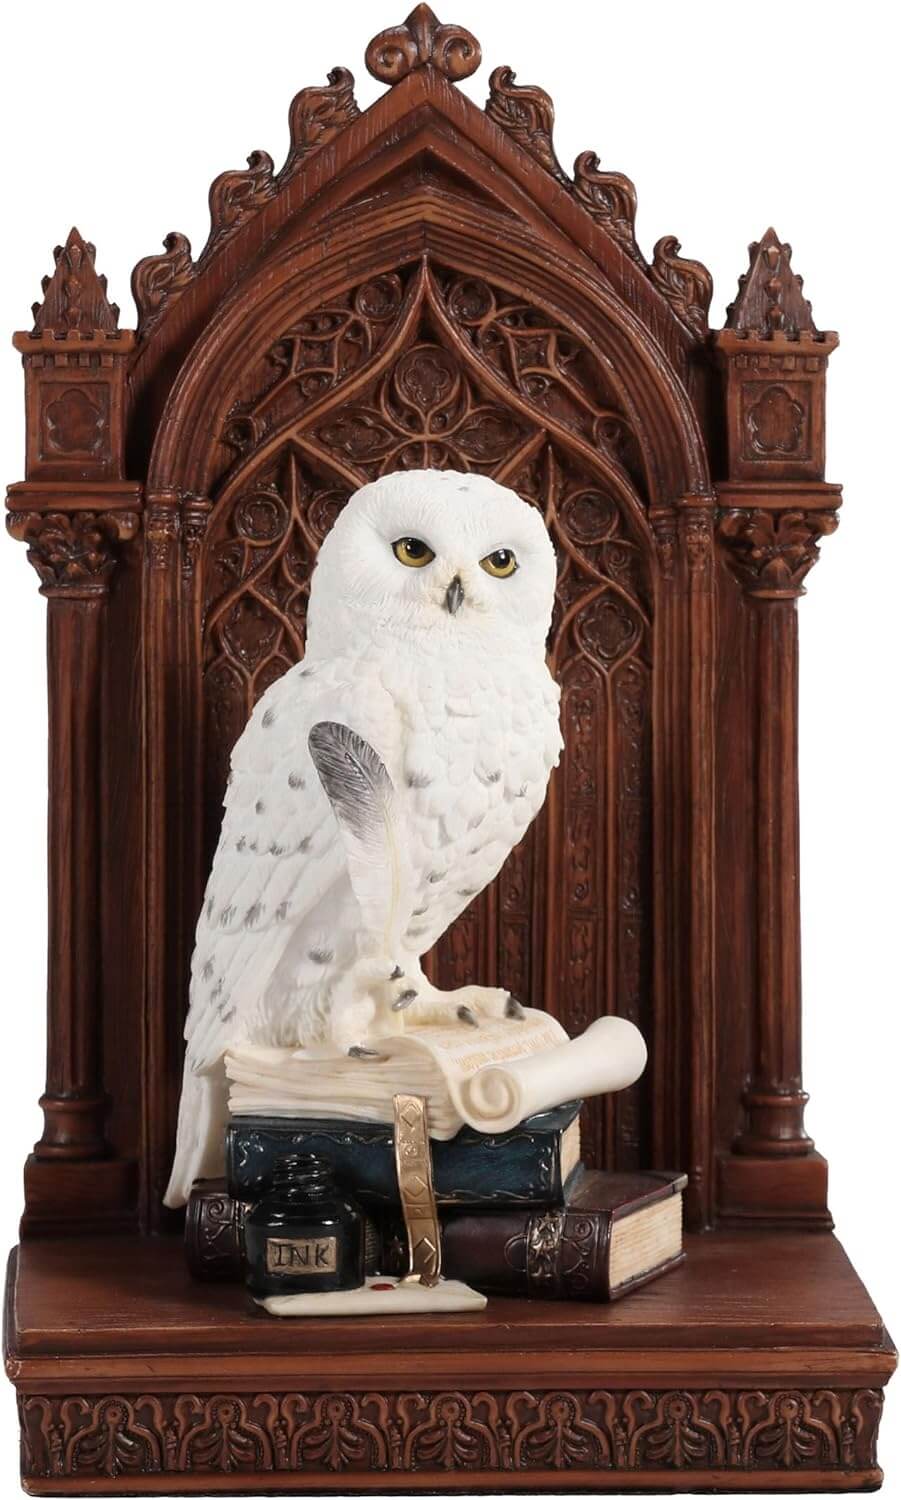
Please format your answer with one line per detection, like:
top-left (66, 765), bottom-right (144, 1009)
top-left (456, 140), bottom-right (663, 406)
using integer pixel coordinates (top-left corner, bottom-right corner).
top-left (365, 4), bottom-right (481, 85)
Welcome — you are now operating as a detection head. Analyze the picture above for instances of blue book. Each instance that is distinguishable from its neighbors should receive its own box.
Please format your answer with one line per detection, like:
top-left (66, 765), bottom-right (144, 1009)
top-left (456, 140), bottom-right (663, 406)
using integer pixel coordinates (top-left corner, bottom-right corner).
top-left (225, 1101), bottom-right (582, 1209)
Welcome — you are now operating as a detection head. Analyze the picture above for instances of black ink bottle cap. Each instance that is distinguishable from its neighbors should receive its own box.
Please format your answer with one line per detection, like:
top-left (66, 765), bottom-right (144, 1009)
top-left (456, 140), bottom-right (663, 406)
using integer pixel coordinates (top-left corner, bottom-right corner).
top-left (271, 1153), bottom-right (334, 1198)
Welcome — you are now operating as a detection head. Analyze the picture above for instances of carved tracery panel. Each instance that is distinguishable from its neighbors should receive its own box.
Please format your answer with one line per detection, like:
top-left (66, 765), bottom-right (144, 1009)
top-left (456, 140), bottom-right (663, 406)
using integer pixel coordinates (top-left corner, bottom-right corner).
top-left (198, 260), bottom-right (652, 1169)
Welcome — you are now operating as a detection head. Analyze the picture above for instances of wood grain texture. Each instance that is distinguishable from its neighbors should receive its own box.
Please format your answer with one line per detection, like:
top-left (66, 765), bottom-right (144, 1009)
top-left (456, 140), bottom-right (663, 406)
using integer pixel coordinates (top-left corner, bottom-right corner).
top-left (2, 4), bottom-right (893, 1491)
top-left (5, 1234), bottom-right (894, 1491)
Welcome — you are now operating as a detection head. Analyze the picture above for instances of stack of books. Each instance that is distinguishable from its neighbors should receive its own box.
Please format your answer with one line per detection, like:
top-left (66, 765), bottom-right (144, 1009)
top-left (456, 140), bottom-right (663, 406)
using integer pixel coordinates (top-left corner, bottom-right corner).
top-left (185, 1100), bottom-right (686, 1301)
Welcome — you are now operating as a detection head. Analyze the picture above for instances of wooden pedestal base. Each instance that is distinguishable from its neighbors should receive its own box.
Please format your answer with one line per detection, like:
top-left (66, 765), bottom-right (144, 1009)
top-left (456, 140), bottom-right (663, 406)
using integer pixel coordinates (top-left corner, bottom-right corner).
top-left (3, 1230), bottom-right (895, 1494)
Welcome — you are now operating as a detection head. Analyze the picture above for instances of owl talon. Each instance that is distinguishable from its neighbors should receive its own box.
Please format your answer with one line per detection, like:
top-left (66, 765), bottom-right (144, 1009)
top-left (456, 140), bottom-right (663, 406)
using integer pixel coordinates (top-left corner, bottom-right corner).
top-left (457, 1004), bottom-right (479, 1027)
top-left (392, 988), bottom-right (418, 1011)
top-left (348, 1045), bottom-right (384, 1059)
top-left (389, 965), bottom-right (404, 981)
top-left (505, 995), bottom-right (526, 1020)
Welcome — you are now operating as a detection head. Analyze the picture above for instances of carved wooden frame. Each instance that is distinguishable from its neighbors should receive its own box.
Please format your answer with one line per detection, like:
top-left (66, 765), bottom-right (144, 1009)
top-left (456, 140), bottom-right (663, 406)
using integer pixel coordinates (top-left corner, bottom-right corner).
top-left (4, 6), bottom-right (893, 1494)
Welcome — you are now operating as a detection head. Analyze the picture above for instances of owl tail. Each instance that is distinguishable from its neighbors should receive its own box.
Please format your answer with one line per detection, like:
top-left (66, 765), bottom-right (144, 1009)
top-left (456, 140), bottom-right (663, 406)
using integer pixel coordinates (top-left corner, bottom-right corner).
top-left (163, 1061), bottom-right (229, 1209)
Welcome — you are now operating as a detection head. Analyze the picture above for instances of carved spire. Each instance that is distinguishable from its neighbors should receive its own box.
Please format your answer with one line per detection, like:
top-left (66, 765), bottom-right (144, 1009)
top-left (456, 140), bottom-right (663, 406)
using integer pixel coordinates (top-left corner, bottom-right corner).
top-left (30, 228), bottom-right (120, 336)
top-left (366, 5), bottom-right (481, 84)
top-left (725, 227), bottom-right (820, 339)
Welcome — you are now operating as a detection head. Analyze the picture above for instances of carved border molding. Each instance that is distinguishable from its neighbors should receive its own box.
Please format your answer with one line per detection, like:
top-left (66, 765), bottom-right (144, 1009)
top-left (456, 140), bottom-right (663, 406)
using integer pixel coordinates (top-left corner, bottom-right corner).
top-left (18, 1387), bottom-right (883, 1483)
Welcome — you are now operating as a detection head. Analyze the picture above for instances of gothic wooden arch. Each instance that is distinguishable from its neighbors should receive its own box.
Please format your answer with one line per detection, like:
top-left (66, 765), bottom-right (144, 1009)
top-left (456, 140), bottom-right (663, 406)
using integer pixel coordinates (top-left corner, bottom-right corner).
top-left (7, 5), bottom-right (841, 1245)
top-left (9, 9), bottom-right (895, 1496)
top-left (130, 53), bottom-right (720, 1229)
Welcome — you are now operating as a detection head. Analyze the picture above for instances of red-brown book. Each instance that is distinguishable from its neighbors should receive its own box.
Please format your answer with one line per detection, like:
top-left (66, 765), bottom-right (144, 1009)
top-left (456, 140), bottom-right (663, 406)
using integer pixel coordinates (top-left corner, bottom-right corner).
top-left (186, 1168), bottom-right (686, 1301)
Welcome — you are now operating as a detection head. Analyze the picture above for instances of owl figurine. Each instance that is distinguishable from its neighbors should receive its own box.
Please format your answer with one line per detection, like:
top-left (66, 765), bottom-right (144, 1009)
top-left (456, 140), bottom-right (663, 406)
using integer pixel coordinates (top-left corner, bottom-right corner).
top-left (165, 469), bottom-right (563, 1206)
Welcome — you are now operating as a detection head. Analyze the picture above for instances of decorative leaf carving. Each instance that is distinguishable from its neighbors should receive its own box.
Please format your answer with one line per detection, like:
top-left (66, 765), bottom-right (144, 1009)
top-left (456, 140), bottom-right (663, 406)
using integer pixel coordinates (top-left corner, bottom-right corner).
top-left (202, 151), bottom-right (277, 263)
top-left (282, 68), bottom-right (361, 181)
top-left (718, 507), bottom-right (839, 596)
top-left (366, 5), bottom-right (481, 84)
top-left (572, 152), bottom-right (643, 265)
top-left (30, 227), bottom-right (120, 335)
top-left (485, 67), bottom-right (569, 186)
top-left (6, 509), bottom-right (139, 594)
top-left (649, 235), bottom-right (713, 337)
top-left (19, 1386), bottom-right (886, 1480)
top-left (131, 232), bottom-right (196, 340)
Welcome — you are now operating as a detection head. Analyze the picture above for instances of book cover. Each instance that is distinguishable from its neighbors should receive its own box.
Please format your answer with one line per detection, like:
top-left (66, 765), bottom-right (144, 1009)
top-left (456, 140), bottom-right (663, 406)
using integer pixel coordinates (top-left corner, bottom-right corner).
top-left (225, 1100), bottom-right (582, 1208)
top-left (187, 1167), bottom-right (686, 1302)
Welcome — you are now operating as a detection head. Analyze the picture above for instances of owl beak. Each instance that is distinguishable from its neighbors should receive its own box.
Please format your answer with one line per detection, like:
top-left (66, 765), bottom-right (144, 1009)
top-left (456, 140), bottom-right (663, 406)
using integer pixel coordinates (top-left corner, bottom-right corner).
top-left (445, 576), bottom-right (465, 615)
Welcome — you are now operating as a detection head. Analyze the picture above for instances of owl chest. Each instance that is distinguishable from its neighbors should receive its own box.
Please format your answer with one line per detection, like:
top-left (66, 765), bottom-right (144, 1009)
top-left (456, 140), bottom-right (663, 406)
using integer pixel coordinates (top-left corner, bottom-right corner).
top-left (399, 662), bottom-right (558, 947)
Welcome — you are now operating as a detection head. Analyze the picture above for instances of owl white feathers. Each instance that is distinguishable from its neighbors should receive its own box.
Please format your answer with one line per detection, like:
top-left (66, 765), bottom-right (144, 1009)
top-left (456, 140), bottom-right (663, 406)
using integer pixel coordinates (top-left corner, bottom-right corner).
top-left (165, 470), bottom-right (563, 1207)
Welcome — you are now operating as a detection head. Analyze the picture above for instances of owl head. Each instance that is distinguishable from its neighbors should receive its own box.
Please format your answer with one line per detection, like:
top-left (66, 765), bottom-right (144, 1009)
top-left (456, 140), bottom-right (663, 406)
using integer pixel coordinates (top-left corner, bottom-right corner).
top-left (307, 469), bottom-right (557, 654)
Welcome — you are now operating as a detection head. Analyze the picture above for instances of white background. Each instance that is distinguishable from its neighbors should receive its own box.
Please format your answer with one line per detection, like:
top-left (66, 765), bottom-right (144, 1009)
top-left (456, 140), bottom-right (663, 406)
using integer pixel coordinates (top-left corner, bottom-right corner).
top-left (0, 2), bottom-right (898, 1495)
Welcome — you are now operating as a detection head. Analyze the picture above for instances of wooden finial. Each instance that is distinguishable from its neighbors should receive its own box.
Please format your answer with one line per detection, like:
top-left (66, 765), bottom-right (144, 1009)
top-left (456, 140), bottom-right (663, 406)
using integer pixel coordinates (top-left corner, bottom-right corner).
top-left (365, 4), bottom-right (481, 84)
top-left (30, 228), bottom-right (120, 336)
top-left (725, 227), bottom-right (820, 339)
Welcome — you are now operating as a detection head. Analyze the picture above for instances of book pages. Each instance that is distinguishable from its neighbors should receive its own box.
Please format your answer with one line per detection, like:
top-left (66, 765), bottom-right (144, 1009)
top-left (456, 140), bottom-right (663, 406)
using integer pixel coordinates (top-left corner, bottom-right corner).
top-left (226, 1010), bottom-right (646, 1138)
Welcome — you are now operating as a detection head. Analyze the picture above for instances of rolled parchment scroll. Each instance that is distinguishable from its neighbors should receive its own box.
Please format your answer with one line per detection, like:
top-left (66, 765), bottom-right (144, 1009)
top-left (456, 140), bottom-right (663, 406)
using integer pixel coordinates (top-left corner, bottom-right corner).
top-left (453, 1016), bottom-right (647, 1134)
top-left (227, 1011), bottom-right (647, 1139)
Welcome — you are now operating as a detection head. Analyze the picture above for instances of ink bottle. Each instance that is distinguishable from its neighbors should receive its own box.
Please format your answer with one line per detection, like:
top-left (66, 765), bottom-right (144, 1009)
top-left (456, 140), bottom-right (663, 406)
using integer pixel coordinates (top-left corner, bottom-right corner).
top-left (244, 1153), bottom-right (365, 1297)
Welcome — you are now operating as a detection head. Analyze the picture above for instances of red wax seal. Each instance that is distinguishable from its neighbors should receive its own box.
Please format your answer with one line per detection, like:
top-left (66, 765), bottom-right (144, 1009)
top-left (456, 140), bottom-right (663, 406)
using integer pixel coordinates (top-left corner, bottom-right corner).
top-left (371, 1282), bottom-right (396, 1291)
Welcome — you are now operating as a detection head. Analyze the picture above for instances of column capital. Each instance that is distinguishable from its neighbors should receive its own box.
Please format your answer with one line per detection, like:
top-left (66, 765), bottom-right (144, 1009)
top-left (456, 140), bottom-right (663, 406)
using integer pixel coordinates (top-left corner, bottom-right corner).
top-left (717, 502), bottom-right (839, 600)
top-left (6, 483), bottom-right (141, 597)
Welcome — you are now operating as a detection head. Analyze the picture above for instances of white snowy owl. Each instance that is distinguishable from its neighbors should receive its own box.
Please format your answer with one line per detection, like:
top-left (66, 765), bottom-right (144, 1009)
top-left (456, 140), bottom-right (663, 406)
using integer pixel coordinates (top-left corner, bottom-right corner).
top-left (165, 469), bottom-right (563, 1207)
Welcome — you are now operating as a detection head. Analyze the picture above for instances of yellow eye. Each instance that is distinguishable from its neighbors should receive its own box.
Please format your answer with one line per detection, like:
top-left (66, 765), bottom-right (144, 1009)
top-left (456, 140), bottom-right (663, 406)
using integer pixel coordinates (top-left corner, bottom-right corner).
top-left (480, 548), bottom-right (518, 578)
top-left (392, 536), bottom-right (435, 568)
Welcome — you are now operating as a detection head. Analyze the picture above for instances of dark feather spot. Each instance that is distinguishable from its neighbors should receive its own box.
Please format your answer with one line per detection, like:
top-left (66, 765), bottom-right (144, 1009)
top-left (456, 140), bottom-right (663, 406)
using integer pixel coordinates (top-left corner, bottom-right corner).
top-left (206, 896), bottom-right (214, 919)
top-left (255, 798), bottom-right (265, 815)
top-left (261, 707), bottom-right (276, 728)
top-left (487, 769), bottom-right (502, 783)
top-left (201, 959), bottom-right (214, 981)
top-left (211, 978), bottom-right (224, 999)
top-left (459, 887), bottom-right (478, 897)
top-left (236, 836), bottom-right (246, 852)
top-left (219, 905), bottom-right (235, 927)
top-left (219, 1005), bottom-right (236, 1025)
top-left (244, 902), bottom-right (263, 928)
top-left (308, 946), bottom-right (334, 965)
top-left (428, 871), bottom-right (445, 884)
top-left (298, 835), bottom-right (312, 853)
top-left (412, 906), bottom-right (427, 917)
top-left (288, 771), bottom-right (305, 790)
top-left (407, 771), bottom-right (432, 789)
top-left (275, 901), bottom-right (289, 921)
top-left (269, 841), bottom-right (285, 856)
top-left (406, 926), bottom-right (427, 941)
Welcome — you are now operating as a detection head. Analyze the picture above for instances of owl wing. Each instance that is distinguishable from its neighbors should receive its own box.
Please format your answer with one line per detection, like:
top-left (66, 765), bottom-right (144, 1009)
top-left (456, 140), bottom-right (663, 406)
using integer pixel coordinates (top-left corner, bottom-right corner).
top-left (184, 660), bottom-right (402, 1074)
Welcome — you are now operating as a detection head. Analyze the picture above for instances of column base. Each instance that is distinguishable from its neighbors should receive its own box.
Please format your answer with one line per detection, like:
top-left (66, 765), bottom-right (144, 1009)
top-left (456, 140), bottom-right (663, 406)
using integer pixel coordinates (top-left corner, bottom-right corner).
top-left (717, 1149), bottom-right (832, 1230)
top-left (22, 1156), bottom-right (138, 1237)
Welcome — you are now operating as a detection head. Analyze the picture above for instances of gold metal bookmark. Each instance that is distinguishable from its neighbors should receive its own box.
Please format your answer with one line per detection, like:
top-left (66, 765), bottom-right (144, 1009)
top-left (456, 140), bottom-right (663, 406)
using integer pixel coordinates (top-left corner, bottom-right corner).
top-left (392, 1093), bottom-right (442, 1286)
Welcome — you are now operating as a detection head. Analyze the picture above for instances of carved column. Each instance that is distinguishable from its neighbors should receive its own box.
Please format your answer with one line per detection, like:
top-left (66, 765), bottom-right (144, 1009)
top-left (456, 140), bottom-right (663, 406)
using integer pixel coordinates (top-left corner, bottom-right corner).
top-left (714, 229), bottom-right (840, 1226)
top-left (6, 230), bottom-right (140, 1231)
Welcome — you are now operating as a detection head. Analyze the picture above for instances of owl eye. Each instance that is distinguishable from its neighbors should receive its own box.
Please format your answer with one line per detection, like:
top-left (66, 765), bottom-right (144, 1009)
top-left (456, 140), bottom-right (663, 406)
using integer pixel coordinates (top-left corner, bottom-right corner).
top-left (480, 548), bottom-right (518, 578)
top-left (392, 536), bottom-right (435, 568)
